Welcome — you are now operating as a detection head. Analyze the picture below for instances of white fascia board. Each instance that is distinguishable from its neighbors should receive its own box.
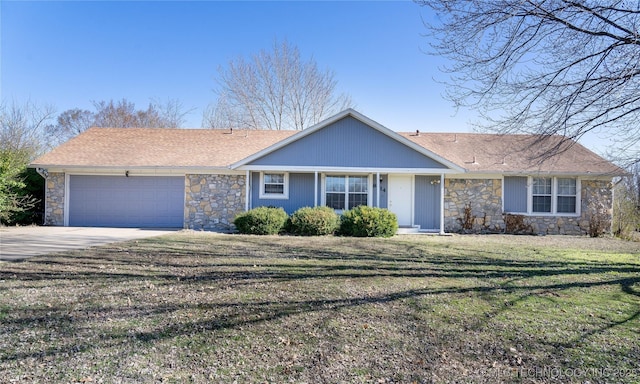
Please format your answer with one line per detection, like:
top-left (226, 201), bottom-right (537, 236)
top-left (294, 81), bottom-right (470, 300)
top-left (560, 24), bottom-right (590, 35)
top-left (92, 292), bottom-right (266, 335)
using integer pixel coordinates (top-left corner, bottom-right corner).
top-left (500, 171), bottom-right (617, 179)
top-left (237, 165), bottom-right (459, 174)
top-left (38, 165), bottom-right (243, 176)
top-left (230, 108), bottom-right (465, 173)
top-left (443, 172), bottom-right (612, 180)
top-left (445, 173), bottom-right (503, 180)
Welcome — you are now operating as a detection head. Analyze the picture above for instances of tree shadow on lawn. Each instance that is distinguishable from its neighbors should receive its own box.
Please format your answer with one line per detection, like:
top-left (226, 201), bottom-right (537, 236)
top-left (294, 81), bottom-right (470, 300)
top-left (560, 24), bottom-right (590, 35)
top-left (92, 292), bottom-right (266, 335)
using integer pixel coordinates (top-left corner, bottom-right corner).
top-left (547, 279), bottom-right (640, 348)
top-left (233, 236), bottom-right (640, 283)
top-left (1, 272), bottom-right (638, 366)
top-left (3, 254), bottom-right (640, 294)
top-left (1, 235), bottom-right (639, 369)
top-left (4, 234), bottom-right (639, 284)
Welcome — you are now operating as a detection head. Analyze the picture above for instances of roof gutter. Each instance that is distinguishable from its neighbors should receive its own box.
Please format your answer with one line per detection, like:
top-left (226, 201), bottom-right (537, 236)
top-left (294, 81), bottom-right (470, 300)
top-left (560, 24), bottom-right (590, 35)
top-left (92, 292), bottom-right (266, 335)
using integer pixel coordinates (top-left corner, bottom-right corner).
top-left (491, 170), bottom-right (627, 178)
top-left (29, 164), bottom-right (238, 173)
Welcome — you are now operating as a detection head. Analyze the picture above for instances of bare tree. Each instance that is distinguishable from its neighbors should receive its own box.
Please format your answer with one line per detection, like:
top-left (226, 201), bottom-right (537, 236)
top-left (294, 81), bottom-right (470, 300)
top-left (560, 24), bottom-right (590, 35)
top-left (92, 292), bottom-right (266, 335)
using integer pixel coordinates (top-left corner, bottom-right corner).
top-left (49, 98), bottom-right (190, 144)
top-left (202, 94), bottom-right (247, 130)
top-left (205, 40), bottom-right (353, 130)
top-left (92, 99), bottom-right (167, 128)
top-left (48, 108), bottom-right (94, 144)
top-left (0, 100), bottom-right (55, 223)
top-left (613, 164), bottom-right (640, 238)
top-left (419, 0), bottom-right (640, 166)
top-left (153, 98), bottom-right (191, 129)
top-left (1, 100), bottom-right (54, 156)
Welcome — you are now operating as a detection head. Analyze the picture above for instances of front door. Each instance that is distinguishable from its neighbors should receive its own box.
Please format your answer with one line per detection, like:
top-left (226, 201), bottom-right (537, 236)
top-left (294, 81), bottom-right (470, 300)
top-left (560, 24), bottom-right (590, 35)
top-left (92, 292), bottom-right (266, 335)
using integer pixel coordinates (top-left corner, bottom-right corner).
top-left (387, 175), bottom-right (413, 226)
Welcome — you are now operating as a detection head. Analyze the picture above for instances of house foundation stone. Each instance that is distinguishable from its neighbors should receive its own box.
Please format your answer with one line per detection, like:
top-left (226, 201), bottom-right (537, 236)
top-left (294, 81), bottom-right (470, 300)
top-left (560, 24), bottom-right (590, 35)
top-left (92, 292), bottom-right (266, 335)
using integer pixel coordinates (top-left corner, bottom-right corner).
top-left (44, 172), bottom-right (65, 226)
top-left (444, 178), bottom-right (613, 235)
top-left (444, 178), bottom-right (504, 232)
top-left (185, 174), bottom-right (246, 231)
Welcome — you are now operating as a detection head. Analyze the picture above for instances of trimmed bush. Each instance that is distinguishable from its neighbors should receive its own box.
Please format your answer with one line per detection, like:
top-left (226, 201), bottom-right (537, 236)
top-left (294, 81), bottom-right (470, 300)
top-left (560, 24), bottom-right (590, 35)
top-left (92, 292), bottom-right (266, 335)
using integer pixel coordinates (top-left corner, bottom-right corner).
top-left (233, 206), bottom-right (288, 235)
top-left (288, 206), bottom-right (340, 236)
top-left (340, 206), bottom-right (398, 238)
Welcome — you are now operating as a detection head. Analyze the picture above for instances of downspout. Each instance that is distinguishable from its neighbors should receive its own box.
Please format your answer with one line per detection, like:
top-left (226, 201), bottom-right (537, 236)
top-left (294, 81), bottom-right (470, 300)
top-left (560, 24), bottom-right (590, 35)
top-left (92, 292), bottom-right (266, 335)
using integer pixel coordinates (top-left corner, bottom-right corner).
top-left (440, 173), bottom-right (445, 235)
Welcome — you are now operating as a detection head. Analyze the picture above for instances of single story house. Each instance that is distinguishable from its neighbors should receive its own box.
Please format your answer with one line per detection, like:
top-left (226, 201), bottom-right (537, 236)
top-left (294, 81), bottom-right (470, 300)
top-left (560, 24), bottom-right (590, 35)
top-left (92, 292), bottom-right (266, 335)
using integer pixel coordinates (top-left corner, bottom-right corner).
top-left (30, 109), bottom-right (624, 234)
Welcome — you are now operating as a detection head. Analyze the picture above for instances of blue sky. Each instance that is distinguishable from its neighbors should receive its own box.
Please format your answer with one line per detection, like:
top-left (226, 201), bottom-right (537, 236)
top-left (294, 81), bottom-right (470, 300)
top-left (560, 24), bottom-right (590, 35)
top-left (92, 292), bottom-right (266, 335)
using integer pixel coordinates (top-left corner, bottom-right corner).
top-left (1, 0), bottom-right (612, 155)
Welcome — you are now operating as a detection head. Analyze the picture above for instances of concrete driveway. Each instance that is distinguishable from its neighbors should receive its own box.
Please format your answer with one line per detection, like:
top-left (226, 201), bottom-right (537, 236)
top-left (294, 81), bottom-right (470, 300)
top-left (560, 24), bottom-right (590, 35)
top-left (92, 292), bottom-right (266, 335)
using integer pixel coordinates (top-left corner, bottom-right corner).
top-left (0, 226), bottom-right (178, 261)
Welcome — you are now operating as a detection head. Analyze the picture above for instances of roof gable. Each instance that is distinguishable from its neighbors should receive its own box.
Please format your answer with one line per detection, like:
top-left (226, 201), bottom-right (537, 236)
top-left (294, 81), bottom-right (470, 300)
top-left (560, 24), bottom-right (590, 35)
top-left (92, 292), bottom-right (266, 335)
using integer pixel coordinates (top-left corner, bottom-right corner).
top-left (234, 109), bottom-right (462, 171)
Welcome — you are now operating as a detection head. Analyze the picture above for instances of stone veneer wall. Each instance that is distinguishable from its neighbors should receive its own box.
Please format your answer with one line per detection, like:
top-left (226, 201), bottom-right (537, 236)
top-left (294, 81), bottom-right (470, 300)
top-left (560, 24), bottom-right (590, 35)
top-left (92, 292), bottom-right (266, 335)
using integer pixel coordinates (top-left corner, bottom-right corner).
top-left (444, 178), bottom-right (613, 235)
top-left (444, 178), bottom-right (504, 232)
top-left (44, 172), bottom-right (65, 226)
top-left (185, 174), bottom-right (245, 231)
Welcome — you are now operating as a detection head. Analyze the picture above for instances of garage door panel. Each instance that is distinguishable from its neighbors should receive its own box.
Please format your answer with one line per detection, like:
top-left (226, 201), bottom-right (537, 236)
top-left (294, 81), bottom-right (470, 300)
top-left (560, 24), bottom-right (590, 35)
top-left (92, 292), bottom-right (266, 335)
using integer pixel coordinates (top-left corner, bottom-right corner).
top-left (69, 175), bottom-right (184, 228)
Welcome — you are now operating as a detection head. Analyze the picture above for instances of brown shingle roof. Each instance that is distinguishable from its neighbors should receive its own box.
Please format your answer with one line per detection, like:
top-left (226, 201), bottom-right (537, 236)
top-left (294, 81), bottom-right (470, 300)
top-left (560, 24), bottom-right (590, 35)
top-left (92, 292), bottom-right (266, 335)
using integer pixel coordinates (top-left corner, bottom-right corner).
top-left (399, 132), bottom-right (623, 175)
top-left (32, 128), bottom-right (297, 168)
top-left (32, 127), bottom-right (623, 175)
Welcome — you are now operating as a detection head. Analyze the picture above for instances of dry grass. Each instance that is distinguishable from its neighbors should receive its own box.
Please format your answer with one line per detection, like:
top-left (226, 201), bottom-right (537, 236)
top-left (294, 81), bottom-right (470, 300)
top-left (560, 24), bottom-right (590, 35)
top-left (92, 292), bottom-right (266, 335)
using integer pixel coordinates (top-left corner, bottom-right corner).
top-left (0, 233), bottom-right (638, 383)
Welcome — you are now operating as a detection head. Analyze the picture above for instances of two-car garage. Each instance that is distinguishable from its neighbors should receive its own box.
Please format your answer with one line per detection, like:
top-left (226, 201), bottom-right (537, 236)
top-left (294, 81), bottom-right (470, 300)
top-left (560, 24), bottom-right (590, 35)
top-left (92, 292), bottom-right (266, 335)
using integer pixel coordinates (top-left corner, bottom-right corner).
top-left (68, 175), bottom-right (184, 228)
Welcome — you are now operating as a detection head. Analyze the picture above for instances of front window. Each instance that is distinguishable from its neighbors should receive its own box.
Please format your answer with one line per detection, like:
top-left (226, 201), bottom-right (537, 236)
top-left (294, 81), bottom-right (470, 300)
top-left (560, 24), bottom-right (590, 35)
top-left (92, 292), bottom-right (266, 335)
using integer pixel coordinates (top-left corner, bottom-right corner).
top-left (264, 173), bottom-right (284, 194)
top-left (348, 176), bottom-right (368, 209)
top-left (556, 178), bottom-right (577, 213)
top-left (503, 176), bottom-right (580, 215)
top-left (326, 176), bottom-right (346, 210)
top-left (260, 172), bottom-right (288, 199)
top-left (325, 175), bottom-right (368, 210)
top-left (532, 177), bottom-right (552, 213)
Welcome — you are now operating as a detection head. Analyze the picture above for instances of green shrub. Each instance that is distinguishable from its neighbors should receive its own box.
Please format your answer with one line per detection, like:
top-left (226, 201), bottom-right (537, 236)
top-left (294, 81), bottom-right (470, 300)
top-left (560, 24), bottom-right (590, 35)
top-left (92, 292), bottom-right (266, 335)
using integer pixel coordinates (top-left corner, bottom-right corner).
top-left (233, 206), bottom-right (288, 235)
top-left (288, 206), bottom-right (340, 236)
top-left (340, 206), bottom-right (398, 238)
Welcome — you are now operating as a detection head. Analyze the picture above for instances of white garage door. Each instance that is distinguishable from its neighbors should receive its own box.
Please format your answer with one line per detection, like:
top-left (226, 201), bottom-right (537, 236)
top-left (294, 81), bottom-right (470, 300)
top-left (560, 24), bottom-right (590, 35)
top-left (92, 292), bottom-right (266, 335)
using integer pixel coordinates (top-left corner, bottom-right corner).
top-left (69, 175), bottom-right (184, 228)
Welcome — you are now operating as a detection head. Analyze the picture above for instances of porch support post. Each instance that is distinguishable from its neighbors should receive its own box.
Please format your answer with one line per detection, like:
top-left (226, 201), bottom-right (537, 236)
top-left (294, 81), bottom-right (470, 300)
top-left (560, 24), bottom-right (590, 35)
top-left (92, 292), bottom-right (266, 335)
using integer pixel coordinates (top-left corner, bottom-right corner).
top-left (440, 173), bottom-right (445, 235)
top-left (376, 172), bottom-right (381, 208)
top-left (314, 171), bottom-right (318, 207)
top-left (245, 170), bottom-right (250, 211)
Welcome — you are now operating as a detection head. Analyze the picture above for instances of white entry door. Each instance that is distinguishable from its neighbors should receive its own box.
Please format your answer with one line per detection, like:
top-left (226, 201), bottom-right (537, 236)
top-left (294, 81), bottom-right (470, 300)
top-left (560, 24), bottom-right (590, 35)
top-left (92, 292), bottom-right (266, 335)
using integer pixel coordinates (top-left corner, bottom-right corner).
top-left (387, 175), bottom-right (413, 226)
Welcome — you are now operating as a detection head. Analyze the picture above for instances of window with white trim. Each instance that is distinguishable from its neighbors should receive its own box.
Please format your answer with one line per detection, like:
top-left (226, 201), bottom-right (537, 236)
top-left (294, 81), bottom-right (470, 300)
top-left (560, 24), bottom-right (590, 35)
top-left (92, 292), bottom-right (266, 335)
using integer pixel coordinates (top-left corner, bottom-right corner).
top-left (532, 177), bottom-right (552, 213)
top-left (503, 176), bottom-right (580, 215)
top-left (260, 172), bottom-right (288, 199)
top-left (325, 175), bottom-right (369, 211)
top-left (556, 178), bottom-right (577, 213)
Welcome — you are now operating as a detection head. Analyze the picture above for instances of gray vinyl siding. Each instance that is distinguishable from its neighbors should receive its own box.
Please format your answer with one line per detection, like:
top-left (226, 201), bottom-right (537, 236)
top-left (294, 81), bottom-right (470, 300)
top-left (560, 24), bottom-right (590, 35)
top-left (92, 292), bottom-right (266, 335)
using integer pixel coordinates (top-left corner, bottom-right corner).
top-left (248, 116), bottom-right (447, 169)
top-left (414, 176), bottom-right (440, 230)
top-left (252, 172), bottom-right (315, 214)
top-left (504, 176), bottom-right (528, 213)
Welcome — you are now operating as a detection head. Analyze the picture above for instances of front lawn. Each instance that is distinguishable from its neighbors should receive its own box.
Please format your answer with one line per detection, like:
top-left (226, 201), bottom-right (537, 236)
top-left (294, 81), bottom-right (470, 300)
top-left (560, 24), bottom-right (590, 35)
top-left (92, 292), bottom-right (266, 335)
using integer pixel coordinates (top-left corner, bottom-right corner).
top-left (1, 233), bottom-right (638, 383)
